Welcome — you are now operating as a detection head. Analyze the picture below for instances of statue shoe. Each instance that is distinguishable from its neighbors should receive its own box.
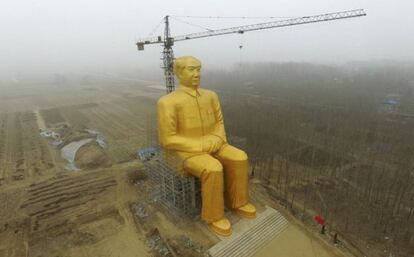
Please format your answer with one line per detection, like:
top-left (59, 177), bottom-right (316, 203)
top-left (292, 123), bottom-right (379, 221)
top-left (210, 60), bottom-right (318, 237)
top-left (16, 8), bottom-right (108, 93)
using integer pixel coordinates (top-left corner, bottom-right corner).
top-left (234, 203), bottom-right (256, 219)
top-left (208, 217), bottom-right (232, 237)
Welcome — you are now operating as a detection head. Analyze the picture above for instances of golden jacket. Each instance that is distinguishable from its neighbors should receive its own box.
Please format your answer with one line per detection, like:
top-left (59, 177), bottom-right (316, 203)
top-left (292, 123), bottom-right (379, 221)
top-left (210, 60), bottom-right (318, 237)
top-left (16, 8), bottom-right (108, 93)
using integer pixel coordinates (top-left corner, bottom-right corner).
top-left (157, 86), bottom-right (227, 157)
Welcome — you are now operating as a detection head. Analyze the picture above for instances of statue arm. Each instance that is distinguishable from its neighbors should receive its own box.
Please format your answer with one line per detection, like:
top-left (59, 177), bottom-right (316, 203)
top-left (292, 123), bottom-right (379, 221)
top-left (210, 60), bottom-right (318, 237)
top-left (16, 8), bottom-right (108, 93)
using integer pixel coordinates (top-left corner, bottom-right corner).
top-left (211, 92), bottom-right (227, 143)
top-left (157, 99), bottom-right (203, 152)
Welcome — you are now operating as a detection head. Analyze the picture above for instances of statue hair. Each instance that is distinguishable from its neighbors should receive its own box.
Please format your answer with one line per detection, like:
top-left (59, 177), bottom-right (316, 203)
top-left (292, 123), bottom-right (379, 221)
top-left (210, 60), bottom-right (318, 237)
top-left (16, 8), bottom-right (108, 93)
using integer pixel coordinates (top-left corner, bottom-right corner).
top-left (173, 56), bottom-right (201, 76)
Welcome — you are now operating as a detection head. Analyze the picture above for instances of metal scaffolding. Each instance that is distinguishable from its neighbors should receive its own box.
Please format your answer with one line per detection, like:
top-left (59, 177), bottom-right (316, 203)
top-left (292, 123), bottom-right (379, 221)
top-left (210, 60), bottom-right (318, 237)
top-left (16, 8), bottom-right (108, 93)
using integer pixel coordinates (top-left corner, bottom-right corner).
top-left (138, 147), bottom-right (201, 216)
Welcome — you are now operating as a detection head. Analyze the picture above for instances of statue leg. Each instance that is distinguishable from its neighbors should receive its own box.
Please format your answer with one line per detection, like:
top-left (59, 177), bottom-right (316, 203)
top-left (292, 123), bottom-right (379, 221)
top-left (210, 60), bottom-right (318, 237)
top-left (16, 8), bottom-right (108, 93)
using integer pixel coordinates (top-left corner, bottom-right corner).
top-left (215, 144), bottom-right (249, 209)
top-left (214, 144), bottom-right (256, 219)
top-left (183, 154), bottom-right (224, 223)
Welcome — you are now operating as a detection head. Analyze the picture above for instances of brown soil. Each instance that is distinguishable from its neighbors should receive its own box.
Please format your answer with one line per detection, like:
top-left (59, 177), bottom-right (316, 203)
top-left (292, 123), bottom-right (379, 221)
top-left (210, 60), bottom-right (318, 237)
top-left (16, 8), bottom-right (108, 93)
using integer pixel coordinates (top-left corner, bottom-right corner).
top-left (255, 224), bottom-right (348, 257)
top-left (0, 79), bottom-right (358, 257)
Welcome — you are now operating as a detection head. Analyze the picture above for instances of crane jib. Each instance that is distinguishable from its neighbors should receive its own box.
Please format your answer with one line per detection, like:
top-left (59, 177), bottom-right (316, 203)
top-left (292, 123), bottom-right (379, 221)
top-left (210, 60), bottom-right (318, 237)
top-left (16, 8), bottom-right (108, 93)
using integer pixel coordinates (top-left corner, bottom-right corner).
top-left (135, 8), bottom-right (366, 92)
top-left (136, 9), bottom-right (366, 46)
top-left (174, 9), bottom-right (366, 42)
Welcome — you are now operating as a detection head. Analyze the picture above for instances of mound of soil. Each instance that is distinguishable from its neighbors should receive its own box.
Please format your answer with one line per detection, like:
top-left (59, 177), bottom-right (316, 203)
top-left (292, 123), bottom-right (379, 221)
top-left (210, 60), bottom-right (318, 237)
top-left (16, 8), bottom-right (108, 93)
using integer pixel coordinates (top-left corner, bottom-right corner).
top-left (75, 142), bottom-right (111, 169)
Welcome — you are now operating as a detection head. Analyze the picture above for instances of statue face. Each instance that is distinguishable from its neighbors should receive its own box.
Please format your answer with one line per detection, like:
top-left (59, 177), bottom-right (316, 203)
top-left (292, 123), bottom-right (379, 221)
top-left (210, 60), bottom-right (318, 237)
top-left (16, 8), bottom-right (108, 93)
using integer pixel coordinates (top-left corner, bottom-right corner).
top-left (178, 58), bottom-right (201, 88)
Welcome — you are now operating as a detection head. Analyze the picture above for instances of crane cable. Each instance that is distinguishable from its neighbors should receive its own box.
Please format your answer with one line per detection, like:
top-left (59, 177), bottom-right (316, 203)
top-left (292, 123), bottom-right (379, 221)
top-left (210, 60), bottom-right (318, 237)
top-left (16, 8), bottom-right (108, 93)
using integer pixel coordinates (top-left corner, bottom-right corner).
top-left (170, 15), bottom-right (297, 19)
top-left (170, 16), bottom-right (214, 32)
top-left (147, 18), bottom-right (164, 36)
top-left (239, 32), bottom-right (244, 67)
top-left (164, 15), bottom-right (300, 36)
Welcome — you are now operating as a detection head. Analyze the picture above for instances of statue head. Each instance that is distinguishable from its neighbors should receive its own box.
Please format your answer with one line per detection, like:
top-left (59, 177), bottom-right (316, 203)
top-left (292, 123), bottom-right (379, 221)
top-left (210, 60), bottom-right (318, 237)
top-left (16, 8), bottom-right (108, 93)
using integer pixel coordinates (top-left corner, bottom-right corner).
top-left (174, 56), bottom-right (201, 89)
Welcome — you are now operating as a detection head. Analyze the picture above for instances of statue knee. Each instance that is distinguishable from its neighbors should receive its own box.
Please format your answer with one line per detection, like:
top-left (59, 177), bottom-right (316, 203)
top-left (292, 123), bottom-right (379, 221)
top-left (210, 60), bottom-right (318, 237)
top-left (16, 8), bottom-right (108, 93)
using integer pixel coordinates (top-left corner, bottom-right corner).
top-left (233, 150), bottom-right (248, 161)
top-left (204, 159), bottom-right (223, 174)
top-left (218, 145), bottom-right (248, 161)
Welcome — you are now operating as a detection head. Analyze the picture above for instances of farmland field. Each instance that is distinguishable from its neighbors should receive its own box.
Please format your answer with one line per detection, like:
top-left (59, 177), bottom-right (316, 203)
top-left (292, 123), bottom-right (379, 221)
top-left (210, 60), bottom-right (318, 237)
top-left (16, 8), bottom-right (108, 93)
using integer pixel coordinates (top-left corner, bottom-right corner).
top-left (0, 76), bottom-right (164, 257)
top-left (0, 74), bottom-right (356, 257)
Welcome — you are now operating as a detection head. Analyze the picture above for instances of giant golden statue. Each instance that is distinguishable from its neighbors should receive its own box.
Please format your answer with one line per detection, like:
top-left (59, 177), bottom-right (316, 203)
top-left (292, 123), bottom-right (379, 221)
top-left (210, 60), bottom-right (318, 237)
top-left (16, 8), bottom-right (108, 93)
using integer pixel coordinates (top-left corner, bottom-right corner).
top-left (157, 56), bottom-right (256, 236)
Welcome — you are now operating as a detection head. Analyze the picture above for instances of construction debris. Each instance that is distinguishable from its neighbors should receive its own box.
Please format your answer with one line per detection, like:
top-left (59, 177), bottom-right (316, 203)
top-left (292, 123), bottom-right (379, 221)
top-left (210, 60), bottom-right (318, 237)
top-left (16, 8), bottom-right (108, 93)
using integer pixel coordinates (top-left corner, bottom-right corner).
top-left (132, 203), bottom-right (149, 219)
top-left (175, 235), bottom-right (203, 253)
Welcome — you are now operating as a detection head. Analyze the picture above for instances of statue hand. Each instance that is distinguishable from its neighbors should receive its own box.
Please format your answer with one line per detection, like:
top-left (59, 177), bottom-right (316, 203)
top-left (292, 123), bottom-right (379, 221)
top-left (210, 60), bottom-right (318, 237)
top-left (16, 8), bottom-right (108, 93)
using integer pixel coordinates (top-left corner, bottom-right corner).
top-left (202, 135), bottom-right (223, 153)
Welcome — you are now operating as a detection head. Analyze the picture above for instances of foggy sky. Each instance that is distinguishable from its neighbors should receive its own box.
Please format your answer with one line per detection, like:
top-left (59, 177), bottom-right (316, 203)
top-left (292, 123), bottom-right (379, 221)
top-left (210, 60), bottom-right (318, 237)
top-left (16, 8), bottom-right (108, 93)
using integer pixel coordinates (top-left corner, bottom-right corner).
top-left (1, 0), bottom-right (413, 75)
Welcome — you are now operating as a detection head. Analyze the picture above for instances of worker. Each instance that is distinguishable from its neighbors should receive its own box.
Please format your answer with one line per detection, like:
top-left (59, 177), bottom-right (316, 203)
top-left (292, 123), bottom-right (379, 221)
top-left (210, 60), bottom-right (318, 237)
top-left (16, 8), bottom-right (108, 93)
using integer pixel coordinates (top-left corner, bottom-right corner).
top-left (157, 56), bottom-right (256, 236)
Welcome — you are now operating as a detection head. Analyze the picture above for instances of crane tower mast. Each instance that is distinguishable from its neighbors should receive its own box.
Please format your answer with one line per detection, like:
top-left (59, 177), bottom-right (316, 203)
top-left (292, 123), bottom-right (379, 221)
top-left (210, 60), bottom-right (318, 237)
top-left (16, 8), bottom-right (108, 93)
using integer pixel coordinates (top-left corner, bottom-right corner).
top-left (137, 9), bottom-right (366, 93)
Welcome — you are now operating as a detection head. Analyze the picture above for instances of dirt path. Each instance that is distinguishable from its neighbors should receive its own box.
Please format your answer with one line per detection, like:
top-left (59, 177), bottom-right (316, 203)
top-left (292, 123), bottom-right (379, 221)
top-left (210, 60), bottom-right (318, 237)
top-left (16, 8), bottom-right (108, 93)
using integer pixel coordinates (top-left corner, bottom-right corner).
top-left (34, 109), bottom-right (46, 130)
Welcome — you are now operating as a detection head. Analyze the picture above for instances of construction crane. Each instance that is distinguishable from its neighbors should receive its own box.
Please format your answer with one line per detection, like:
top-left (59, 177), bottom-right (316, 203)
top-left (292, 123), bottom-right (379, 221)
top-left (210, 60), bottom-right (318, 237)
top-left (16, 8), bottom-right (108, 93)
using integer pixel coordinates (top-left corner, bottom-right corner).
top-left (136, 9), bottom-right (366, 93)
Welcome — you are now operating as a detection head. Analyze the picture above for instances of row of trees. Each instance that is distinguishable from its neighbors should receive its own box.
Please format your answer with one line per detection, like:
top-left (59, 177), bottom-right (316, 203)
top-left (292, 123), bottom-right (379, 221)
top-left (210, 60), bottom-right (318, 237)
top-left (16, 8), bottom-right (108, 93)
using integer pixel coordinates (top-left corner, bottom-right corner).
top-left (204, 62), bottom-right (414, 257)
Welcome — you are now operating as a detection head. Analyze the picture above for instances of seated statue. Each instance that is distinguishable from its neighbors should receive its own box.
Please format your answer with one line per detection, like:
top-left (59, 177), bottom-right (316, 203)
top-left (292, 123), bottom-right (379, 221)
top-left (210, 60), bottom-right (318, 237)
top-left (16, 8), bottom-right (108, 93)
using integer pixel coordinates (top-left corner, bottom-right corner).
top-left (157, 56), bottom-right (256, 236)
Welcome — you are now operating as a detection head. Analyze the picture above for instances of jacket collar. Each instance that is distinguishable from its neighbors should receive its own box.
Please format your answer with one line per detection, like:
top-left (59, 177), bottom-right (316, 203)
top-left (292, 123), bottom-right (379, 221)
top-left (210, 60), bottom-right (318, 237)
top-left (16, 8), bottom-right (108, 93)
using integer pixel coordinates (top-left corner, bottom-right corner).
top-left (178, 85), bottom-right (201, 97)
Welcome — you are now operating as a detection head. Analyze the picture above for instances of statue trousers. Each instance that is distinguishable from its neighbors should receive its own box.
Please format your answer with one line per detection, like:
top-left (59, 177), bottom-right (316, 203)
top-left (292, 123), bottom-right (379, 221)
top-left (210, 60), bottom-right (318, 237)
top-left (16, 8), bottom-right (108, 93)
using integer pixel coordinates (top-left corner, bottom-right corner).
top-left (182, 144), bottom-right (249, 223)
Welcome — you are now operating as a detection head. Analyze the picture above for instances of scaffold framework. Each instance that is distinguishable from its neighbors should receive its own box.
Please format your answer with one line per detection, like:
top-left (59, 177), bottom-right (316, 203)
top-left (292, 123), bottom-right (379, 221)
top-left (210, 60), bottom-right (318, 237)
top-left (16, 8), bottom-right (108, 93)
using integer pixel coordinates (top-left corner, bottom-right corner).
top-left (138, 147), bottom-right (201, 216)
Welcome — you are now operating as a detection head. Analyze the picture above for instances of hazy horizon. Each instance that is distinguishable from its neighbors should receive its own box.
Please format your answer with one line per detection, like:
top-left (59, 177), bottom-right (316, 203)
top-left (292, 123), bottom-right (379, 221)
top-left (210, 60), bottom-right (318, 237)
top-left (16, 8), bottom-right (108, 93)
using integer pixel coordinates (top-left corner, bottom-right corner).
top-left (2, 0), bottom-right (414, 75)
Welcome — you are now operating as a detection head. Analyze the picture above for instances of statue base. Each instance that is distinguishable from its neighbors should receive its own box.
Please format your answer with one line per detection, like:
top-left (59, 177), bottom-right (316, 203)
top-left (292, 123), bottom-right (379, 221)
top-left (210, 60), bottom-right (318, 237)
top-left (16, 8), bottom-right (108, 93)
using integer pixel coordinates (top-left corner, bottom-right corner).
top-left (208, 206), bottom-right (289, 257)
